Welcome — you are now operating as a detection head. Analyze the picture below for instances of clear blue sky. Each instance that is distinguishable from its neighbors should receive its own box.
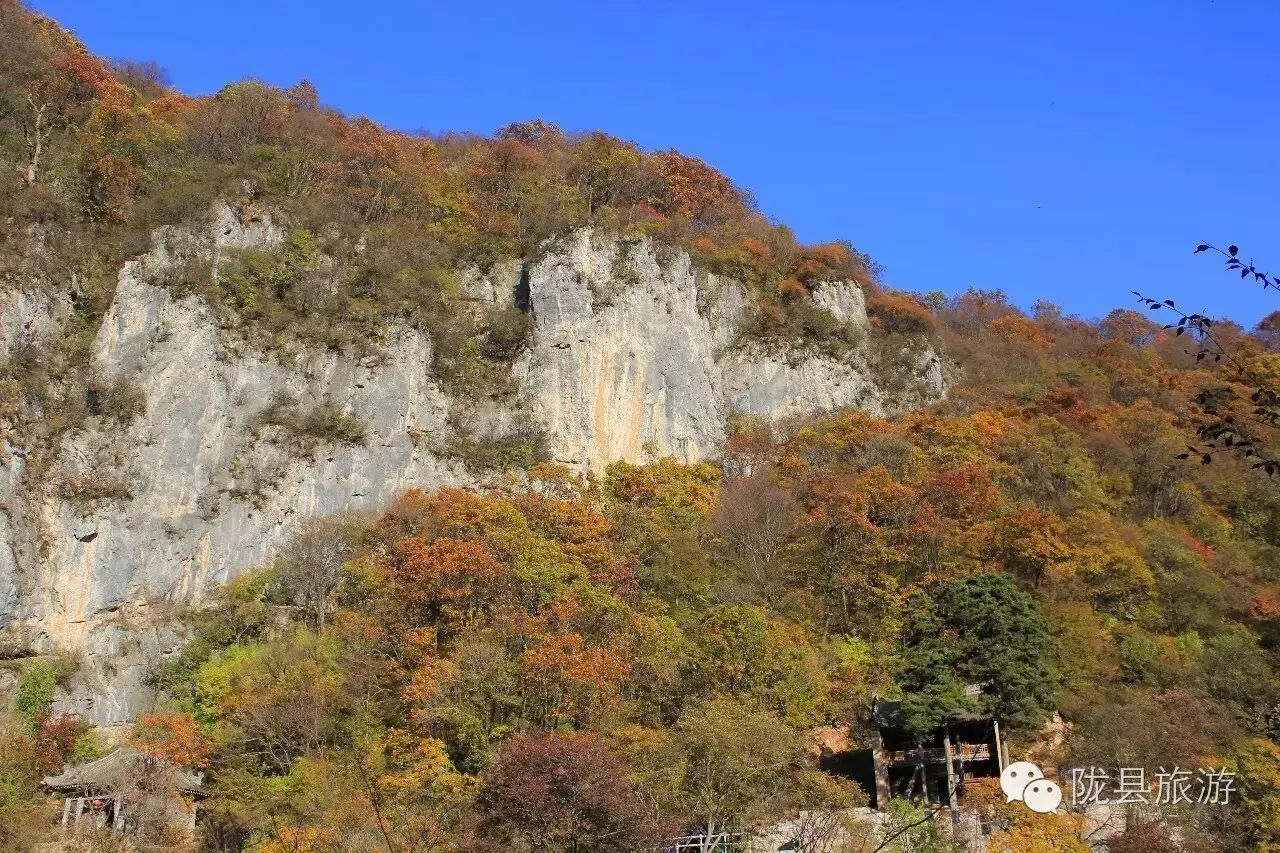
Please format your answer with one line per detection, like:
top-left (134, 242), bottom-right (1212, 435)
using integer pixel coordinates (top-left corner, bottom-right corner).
top-left (29, 0), bottom-right (1280, 325)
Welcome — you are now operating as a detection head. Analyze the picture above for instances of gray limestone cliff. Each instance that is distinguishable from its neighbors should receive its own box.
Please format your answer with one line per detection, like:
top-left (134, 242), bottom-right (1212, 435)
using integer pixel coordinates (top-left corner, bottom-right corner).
top-left (0, 206), bottom-right (943, 725)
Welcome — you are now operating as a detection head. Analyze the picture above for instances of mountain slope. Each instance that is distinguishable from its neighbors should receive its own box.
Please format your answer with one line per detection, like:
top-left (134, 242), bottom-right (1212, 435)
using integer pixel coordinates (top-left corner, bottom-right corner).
top-left (0, 0), bottom-right (941, 720)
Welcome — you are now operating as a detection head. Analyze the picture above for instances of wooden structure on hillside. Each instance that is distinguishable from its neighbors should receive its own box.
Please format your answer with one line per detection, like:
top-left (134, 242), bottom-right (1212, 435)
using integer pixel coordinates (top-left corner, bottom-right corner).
top-left (42, 747), bottom-right (204, 839)
top-left (867, 686), bottom-right (1006, 808)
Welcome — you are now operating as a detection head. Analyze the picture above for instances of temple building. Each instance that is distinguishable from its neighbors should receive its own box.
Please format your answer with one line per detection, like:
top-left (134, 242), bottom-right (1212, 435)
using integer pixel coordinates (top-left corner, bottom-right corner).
top-left (42, 746), bottom-right (204, 840)
top-left (867, 689), bottom-right (1007, 807)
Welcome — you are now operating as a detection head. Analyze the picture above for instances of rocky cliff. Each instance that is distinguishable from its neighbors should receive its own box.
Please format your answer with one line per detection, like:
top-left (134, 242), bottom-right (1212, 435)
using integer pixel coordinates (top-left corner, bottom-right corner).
top-left (0, 205), bottom-right (943, 724)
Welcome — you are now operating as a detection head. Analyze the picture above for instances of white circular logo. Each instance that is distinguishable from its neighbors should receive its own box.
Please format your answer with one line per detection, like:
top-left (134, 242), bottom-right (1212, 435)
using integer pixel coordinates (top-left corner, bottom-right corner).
top-left (1021, 778), bottom-right (1063, 813)
top-left (1000, 761), bottom-right (1044, 802)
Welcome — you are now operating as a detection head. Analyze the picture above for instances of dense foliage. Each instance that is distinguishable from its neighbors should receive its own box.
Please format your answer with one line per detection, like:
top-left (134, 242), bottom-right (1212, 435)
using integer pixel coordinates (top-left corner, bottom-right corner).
top-left (115, 288), bottom-right (1274, 852)
top-left (0, 0), bottom-right (916, 361)
top-left (0, 0), bottom-right (934, 485)
top-left (2, 2), bottom-right (1279, 851)
top-left (3, 284), bottom-right (1271, 850)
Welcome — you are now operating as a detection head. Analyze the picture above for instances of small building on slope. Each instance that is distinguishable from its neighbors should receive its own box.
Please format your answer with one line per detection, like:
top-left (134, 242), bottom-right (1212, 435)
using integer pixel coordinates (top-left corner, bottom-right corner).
top-left (866, 690), bottom-right (1007, 808)
top-left (42, 746), bottom-right (204, 840)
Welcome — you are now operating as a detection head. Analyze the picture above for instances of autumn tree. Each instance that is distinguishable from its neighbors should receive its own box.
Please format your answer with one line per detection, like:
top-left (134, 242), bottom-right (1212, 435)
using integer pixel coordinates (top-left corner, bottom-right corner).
top-left (570, 131), bottom-right (653, 216)
top-left (244, 728), bottom-right (469, 853)
top-left (0, 4), bottom-right (102, 190)
top-left (129, 711), bottom-right (210, 768)
top-left (712, 471), bottom-right (797, 595)
top-left (692, 604), bottom-right (826, 724)
top-left (0, 712), bottom-right (52, 853)
top-left (964, 779), bottom-right (1088, 853)
top-left (1066, 689), bottom-right (1234, 770)
top-left (652, 150), bottom-right (746, 227)
top-left (275, 512), bottom-right (366, 629)
top-left (387, 536), bottom-right (508, 644)
top-left (872, 798), bottom-right (966, 853)
top-left (792, 468), bottom-right (908, 637)
top-left (476, 730), bottom-right (650, 852)
top-left (519, 631), bottom-right (629, 728)
top-left (193, 631), bottom-right (349, 773)
top-left (993, 506), bottom-right (1070, 587)
top-left (1138, 243), bottom-right (1280, 474)
top-left (669, 698), bottom-right (802, 841)
top-left (1227, 737), bottom-right (1280, 851)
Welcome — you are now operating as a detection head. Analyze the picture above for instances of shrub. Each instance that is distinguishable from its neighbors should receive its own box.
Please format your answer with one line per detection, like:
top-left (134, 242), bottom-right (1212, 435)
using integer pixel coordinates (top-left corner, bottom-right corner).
top-left (148, 257), bottom-right (215, 299)
top-left (57, 472), bottom-right (134, 505)
top-left (477, 730), bottom-right (653, 852)
top-left (1117, 632), bottom-right (1163, 683)
top-left (866, 288), bottom-right (937, 338)
top-left (433, 336), bottom-right (518, 400)
top-left (737, 293), bottom-right (864, 362)
top-left (85, 373), bottom-right (146, 423)
top-left (255, 395), bottom-right (369, 454)
top-left (480, 306), bottom-right (534, 362)
top-left (444, 428), bottom-right (551, 472)
top-left (14, 660), bottom-right (57, 731)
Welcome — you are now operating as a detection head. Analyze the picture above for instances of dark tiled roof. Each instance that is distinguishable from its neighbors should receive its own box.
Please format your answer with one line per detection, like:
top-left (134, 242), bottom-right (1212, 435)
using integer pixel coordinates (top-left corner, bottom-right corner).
top-left (41, 747), bottom-right (204, 796)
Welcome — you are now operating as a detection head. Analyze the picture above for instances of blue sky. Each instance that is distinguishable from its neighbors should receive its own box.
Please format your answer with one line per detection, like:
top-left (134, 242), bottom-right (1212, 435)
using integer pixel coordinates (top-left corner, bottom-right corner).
top-left (30, 0), bottom-right (1280, 325)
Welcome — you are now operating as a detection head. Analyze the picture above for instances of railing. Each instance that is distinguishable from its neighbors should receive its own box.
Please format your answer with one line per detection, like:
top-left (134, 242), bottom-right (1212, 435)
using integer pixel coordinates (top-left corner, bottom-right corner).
top-left (956, 743), bottom-right (991, 762)
top-left (887, 748), bottom-right (947, 765)
top-left (886, 743), bottom-right (992, 765)
top-left (646, 831), bottom-right (753, 852)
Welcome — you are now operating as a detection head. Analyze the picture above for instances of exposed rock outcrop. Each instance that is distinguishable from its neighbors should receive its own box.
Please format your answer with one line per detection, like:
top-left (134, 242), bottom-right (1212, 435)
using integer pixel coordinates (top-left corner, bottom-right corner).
top-left (516, 229), bottom-right (942, 468)
top-left (0, 207), bottom-right (943, 724)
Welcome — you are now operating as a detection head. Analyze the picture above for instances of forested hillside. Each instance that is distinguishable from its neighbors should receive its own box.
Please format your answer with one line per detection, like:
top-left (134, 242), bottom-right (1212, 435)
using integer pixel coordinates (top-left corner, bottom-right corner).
top-left (0, 0), bottom-right (926, 400)
top-left (1, 2), bottom-right (1278, 852)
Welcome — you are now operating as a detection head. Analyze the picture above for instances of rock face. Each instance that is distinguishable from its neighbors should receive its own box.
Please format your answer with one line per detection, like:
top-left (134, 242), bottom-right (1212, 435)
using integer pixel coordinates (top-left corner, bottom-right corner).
top-left (515, 229), bottom-right (942, 468)
top-left (0, 207), bottom-right (943, 725)
top-left (0, 287), bottom-right (68, 360)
